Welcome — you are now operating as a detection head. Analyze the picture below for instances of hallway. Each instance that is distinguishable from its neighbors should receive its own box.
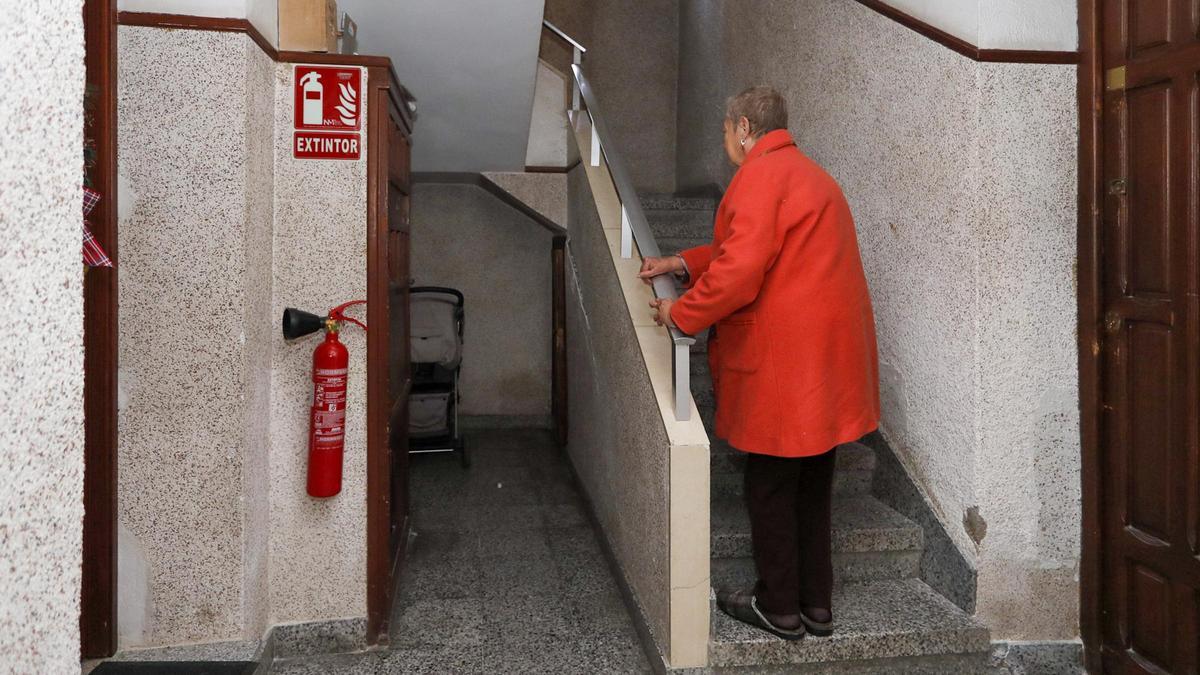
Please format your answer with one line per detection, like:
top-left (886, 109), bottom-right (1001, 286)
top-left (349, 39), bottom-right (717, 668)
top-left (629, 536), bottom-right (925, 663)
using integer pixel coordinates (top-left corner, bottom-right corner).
top-left (271, 428), bottom-right (651, 674)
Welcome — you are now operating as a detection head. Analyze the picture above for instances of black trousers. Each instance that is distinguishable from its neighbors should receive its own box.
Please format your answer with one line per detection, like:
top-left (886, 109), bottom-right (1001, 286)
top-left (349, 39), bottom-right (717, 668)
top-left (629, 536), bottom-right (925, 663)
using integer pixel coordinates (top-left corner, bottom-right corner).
top-left (744, 448), bottom-right (837, 616)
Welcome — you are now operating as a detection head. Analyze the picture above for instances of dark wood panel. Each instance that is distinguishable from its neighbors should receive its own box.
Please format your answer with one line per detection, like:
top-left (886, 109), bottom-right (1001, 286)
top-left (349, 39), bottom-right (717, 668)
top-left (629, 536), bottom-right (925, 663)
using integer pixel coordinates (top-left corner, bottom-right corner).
top-left (1130, 0), bottom-right (1173, 55)
top-left (1126, 82), bottom-right (1173, 294)
top-left (1127, 323), bottom-right (1172, 541)
top-left (81, 0), bottom-right (119, 659)
top-left (1130, 564), bottom-right (1172, 669)
top-left (552, 237), bottom-right (567, 448)
top-left (389, 133), bottom-right (410, 194)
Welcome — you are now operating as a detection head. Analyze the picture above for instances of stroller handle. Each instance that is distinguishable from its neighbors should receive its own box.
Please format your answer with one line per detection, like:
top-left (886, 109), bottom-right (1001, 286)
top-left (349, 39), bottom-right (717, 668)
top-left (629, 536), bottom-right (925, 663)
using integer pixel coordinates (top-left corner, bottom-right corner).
top-left (410, 286), bottom-right (464, 306)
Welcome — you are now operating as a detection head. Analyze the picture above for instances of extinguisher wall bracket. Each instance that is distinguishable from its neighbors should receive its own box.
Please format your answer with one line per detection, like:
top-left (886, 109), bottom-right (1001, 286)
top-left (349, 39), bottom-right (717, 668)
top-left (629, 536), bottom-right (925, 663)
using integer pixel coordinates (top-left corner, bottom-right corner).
top-left (282, 307), bottom-right (327, 340)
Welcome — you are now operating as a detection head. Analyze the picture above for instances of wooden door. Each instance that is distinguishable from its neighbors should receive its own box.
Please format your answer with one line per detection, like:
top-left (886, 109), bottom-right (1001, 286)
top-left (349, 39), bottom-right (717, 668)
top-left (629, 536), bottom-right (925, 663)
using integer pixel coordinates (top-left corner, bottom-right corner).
top-left (1097, 0), bottom-right (1200, 671)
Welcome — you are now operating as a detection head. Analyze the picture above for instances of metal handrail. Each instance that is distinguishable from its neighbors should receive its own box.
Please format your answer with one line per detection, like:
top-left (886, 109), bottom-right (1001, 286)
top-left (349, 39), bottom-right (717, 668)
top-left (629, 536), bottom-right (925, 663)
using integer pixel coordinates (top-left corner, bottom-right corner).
top-left (540, 21), bottom-right (695, 421)
top-left (542, 19), bottom-right (587, 54)
top-left (571, 64), bottom-right (695, 350)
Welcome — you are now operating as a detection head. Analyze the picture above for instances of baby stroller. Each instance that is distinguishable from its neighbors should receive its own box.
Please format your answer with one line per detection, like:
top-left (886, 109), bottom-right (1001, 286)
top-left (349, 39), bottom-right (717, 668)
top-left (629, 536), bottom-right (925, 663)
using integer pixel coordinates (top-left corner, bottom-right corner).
top-left (408, 287), bottom-right (468, 467)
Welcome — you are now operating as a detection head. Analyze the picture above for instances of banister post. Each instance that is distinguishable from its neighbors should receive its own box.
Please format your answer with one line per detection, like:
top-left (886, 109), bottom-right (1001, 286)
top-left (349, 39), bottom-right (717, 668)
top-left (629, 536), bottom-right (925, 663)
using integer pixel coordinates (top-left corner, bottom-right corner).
top-left (674, 342), bottom-right (691, 422)
top-left (620, 206), bottom-right (632, 259)
top-left (590, 118), bottom-right (601, 167)
top-left (571, 47), bottom-right (582, 111)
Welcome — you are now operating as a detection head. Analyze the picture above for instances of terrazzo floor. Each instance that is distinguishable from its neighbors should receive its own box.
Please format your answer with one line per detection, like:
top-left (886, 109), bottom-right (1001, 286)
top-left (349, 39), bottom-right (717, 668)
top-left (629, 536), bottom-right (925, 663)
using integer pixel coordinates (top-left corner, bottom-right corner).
top-left (271, 428), bottom-right (652, 674)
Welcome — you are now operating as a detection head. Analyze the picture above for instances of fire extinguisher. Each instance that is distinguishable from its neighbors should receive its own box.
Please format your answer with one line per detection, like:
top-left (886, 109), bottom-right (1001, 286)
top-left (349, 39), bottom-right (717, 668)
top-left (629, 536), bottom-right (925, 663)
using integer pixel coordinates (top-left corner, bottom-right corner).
top-left (282, 300), bottom-right (367, 498)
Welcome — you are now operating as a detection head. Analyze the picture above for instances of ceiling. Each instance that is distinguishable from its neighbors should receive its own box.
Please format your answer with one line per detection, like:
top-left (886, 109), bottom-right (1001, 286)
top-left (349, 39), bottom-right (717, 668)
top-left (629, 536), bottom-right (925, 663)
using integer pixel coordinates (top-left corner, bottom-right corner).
top-left (337, 0), bottom-right (546, 173)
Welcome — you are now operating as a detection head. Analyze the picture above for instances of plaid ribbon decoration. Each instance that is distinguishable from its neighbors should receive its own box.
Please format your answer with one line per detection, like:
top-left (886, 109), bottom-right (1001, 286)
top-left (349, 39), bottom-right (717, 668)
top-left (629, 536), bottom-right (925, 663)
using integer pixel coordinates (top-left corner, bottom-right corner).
top-left (82, 186), bottom-right (112, 268)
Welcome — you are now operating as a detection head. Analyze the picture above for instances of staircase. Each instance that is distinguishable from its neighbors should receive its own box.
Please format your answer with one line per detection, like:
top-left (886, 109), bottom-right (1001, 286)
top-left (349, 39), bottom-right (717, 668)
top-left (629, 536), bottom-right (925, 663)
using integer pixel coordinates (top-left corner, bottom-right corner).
top-left (644, 195), bottom-right (997, 673)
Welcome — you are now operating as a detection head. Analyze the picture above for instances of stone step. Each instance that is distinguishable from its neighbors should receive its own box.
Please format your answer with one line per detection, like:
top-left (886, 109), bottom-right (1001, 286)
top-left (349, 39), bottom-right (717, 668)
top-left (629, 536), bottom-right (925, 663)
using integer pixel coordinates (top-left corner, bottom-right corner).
top-left (709, 439), bottom-right (878, 477)
top-left (645, 208), bottom-right (714, 241)
top-left (712, 495), bottom-right (921, 559)
top-left (711, 467), bottom-right (873, 499)
top-left (640, 194), bottom-right (718, 211)
top-left (708, 578), bottom-right (991, 671)
top-left (711, 548), bottom-right (920, 588)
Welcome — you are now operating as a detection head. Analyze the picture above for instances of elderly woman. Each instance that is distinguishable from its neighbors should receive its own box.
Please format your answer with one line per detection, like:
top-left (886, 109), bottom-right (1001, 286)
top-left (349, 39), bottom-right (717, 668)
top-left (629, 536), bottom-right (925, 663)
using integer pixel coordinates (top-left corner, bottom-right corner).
top-left (640, 86), bottom-right (879, 640)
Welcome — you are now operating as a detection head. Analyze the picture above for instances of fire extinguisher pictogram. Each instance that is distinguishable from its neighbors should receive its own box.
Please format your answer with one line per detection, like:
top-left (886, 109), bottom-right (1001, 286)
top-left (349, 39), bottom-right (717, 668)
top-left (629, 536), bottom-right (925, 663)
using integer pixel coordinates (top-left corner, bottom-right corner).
top-left (282, 300), bottom-right (367, 498)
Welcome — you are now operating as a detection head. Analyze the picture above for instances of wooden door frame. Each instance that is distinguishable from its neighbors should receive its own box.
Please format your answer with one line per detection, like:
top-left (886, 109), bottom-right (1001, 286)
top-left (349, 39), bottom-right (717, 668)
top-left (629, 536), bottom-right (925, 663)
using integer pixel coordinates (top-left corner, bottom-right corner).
top-left (81, 0), bottom-right (119, 659)
top-left (1076, 0), bottom-right (1105, 671)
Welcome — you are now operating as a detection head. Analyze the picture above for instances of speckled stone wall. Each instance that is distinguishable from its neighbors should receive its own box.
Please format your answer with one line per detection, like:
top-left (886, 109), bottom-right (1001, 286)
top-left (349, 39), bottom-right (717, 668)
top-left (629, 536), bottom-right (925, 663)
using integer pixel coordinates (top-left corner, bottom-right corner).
top-left (0, 2), bottom-right (85, 671)
top-left (677, 0), bottom-right (732, 192)
top-left (973, 63), bottom-right (1080, 639)
top-left (268, 61), bottom-right (369, 625)
top-left (242, 39), bottom-right (276, 641)
top-left (118, 26), bottom-right (263, 646)
top-left (117, 26), bottom-right (371, 646)
top-left (566, 164), bottom-right (671, 656)
top-left (677, 0), bottom-right (1081, 640)
top-left (545, 0), bottom-right (679, 194)
top-left (409, 182), bottom-right (554, 418)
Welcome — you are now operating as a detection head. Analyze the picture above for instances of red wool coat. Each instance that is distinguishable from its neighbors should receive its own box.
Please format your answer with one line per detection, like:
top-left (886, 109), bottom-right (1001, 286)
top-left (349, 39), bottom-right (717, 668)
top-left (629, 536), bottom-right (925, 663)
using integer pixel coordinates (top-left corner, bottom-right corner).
top-left (670, 129), bottom-right (880, 457)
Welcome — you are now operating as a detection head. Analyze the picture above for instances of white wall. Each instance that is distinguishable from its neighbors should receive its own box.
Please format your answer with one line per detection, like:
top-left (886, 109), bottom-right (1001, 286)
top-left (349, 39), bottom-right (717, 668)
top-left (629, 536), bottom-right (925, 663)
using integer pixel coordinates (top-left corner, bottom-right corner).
top-left (247, 0), bottom-right (279, 48)
top-left (979, 0), bottom-right (1077, 51)
top-left (0, 1), bottom-right (86, 672)
top-left (882, 0), bottom-right (1077, 50)
top-left (525, 61), bottom-right (570, 168)
top-left (118, 0), bottom-right (245, 17)
top-left (117, 0), bottom-right (278, 47)
top-left (336, 0), bottom-right (545, 172)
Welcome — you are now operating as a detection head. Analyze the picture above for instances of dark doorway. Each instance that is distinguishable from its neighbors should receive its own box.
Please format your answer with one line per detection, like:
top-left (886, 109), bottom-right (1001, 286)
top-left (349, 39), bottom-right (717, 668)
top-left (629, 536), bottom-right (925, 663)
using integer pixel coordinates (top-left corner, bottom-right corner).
top-left (1080, 0), bottom-right (1200, 671)
top-left (81, 0), bottom-right (119, 659)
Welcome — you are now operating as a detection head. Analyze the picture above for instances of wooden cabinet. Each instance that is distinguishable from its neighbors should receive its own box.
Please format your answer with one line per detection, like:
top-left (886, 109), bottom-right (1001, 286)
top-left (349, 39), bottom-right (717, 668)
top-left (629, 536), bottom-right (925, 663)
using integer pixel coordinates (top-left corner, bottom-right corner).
top-left (365, 66), bottom-right (415, 643)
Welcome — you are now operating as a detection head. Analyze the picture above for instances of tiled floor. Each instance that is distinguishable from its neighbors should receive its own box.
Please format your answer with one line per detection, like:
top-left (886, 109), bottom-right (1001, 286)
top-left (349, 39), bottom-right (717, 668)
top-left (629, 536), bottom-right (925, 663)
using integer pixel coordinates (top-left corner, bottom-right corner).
top-left (272, 428), bottom-right (652, 674)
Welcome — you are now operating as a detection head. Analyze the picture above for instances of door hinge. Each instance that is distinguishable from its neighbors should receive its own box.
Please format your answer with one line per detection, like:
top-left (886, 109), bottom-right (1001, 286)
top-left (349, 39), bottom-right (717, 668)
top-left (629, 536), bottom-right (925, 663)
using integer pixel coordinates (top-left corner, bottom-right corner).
top-left (1108, 178), bottom-right (1127, 195)
top-left (1106, 66), bottom-right (1126, 91)
top-left (1103, 310), bottom-right (1124, 335)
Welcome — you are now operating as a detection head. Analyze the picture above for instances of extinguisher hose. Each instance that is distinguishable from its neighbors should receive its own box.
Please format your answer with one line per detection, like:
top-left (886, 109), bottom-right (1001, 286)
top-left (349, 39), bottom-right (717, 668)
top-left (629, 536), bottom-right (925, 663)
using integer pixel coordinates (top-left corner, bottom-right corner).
top-left (329, 300), bottom-right (368, 332)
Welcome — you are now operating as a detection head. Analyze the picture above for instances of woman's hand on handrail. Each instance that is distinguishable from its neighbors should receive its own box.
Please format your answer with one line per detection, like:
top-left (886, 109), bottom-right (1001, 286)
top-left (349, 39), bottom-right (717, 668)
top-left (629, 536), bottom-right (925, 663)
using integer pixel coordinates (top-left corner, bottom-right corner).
top-left (649, 298), bottom-right (676, 328)
top-left (638, 255), bottom-right (685, 284)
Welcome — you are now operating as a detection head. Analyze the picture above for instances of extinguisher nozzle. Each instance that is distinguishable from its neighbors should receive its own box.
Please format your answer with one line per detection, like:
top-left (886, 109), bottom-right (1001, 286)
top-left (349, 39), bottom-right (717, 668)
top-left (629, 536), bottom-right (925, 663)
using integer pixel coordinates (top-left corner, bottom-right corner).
top-left (282, 307), bottom-right (327, 340)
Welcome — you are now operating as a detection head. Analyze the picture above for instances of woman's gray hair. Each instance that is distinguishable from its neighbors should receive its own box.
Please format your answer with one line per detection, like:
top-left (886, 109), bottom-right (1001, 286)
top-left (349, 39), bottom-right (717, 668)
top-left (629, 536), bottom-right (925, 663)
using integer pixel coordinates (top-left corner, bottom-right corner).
top-left (725, 86), bottom-right (788, 138)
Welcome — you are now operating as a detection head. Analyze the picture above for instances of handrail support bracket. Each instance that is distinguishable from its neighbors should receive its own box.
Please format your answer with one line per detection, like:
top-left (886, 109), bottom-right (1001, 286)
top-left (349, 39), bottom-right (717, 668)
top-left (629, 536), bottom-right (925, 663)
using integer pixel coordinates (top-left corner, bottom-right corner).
top-left (620, 206), bottom-right (633, 259)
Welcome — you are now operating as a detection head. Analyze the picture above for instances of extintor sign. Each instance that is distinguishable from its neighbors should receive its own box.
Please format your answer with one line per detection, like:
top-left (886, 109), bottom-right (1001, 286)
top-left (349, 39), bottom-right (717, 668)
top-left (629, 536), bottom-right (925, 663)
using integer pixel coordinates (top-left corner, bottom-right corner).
top-left (294, 132), bottom-right (361, 160)
top-left (294, 66), bottom-right (362, 131)
top-left (293, 65), bottom-right (363, 161)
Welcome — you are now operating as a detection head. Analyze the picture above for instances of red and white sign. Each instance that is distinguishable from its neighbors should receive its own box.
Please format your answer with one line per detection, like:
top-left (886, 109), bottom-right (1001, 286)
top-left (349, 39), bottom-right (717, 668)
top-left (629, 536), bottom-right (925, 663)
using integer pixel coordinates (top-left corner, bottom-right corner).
top-left (294, 66), bottom-right (362, 131)
top-left (294, 132), bottom-right (361, 160)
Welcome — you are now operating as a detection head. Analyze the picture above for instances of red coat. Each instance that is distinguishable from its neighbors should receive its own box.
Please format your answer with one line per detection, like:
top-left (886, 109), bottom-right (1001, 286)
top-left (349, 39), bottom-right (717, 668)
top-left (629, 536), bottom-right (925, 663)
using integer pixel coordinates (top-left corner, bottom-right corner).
top-left (670, 129), bottom-right (880, 457)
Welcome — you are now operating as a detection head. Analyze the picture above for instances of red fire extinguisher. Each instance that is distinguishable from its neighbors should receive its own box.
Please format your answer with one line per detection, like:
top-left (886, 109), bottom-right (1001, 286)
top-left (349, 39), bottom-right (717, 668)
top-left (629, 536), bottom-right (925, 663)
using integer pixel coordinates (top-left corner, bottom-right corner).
top-left (282, 300), bottom-right (367, 498)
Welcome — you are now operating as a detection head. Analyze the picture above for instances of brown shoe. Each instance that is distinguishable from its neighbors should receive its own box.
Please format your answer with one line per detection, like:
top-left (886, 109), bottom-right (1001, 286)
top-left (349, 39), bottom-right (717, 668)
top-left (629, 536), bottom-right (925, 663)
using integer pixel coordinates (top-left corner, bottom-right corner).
top-left (715, 588), bottom-right (806, 641)
top-left (799, 608), bottom-right (834, 637)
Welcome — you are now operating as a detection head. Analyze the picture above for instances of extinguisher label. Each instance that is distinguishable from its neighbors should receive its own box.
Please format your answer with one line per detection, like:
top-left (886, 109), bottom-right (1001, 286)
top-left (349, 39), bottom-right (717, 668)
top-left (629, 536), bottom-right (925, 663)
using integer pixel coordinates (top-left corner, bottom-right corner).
top-left (312, 368), bottom-right (349, 447)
